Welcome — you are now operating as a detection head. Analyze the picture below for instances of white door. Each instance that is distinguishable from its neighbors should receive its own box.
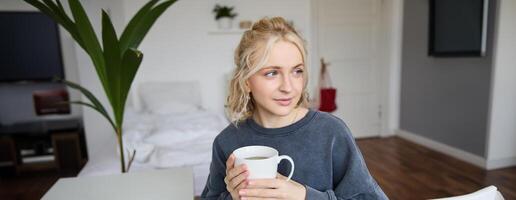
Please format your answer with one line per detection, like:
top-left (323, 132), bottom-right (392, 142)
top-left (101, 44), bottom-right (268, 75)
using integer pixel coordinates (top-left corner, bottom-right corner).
top-left (314, 0), bottom-right (382, 138)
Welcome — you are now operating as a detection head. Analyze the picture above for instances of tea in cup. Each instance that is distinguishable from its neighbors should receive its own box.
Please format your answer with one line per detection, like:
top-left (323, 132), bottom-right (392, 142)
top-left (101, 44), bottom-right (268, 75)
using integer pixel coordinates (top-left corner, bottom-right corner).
top-left (233, 145), bottom-right (295, 181)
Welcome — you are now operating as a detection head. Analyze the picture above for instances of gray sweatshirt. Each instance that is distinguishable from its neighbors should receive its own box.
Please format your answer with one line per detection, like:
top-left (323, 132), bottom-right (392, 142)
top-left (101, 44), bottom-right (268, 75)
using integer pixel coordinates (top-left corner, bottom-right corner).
top-left (201, 109), bottom-right (388, 200)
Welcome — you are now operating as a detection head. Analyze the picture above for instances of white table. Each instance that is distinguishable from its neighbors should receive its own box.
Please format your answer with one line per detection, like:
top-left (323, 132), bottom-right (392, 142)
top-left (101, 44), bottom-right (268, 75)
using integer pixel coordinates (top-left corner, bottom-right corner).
top-left (42, 167), bottom-right (193, 200)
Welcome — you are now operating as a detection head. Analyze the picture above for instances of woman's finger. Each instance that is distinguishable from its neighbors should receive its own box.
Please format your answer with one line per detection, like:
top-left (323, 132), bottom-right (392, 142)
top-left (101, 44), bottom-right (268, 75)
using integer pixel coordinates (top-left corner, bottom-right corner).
top-left (246, 179), bottom-right (281, 189)
top-left (234, 175), bottom-right (250, 190)
top-left (225, 154), bottom-right (235, 173)
top-left (228, 176), bottom-right (248, 194)
top-left (228, 164), bottom-right (247, 181)
top-left (276, 173), bottom-right (288, 180)
top-left (231, 170), bottom-right (249, 187)
top-left (229, 169), bottom-right (249, 189)
top-left (240, 188), bottom-right (283, 198)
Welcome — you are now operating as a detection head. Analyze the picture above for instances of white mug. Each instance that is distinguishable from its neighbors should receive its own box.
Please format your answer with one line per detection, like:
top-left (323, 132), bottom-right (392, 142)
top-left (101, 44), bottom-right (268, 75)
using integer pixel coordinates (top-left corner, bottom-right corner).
top-left (233, 145), bottom-right (295, 181)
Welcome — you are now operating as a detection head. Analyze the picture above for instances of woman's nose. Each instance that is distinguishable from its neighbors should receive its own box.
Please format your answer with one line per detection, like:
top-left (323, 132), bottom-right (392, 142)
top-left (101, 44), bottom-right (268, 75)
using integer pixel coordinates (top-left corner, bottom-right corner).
top-left (279, 75), bottom-right (292, 93)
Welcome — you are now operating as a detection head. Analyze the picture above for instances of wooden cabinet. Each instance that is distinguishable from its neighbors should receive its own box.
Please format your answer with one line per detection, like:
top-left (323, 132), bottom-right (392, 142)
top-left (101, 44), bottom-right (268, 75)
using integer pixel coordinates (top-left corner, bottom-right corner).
top-left (51, 132), bottom-right (84, 176)
top-left (0, 137), bottom-right (19, 175)
top-left (0, 131), bottom-right (86, 177)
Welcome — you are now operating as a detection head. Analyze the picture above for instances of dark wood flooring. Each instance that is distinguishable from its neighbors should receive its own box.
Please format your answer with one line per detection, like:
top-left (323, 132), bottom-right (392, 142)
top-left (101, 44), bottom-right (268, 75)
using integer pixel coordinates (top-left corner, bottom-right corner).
top-left (357, 136), bottom-right (516, 200)
top-left (0, 169), bottom-right (60, 200)
top-left (1, 136), bottom-right (515, 200)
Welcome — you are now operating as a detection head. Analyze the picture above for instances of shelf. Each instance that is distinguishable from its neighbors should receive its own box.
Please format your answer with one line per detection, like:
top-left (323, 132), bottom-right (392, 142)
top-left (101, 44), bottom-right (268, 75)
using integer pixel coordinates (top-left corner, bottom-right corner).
top-left (22, 155), bottom-right (54, 163)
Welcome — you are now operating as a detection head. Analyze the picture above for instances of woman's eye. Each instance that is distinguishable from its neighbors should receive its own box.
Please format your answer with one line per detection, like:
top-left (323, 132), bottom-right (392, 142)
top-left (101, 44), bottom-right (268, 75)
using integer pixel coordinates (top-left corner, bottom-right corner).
top-left (264, 70), bottom-right (278, 77)
top-left (293, 69), bottom-right (304, 76)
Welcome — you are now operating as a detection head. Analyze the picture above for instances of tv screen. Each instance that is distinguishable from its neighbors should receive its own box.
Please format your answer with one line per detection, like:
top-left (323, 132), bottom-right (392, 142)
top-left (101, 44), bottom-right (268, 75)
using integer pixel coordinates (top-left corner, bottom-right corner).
top-left (428, 0), bottom-right (489, 57)
top-left (0, 12), bottom-right (64, 82)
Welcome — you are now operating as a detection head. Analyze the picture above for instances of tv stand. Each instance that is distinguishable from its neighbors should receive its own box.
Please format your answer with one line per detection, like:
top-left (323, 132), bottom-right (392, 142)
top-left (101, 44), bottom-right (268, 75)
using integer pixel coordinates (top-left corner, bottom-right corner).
top-left (0, 117), bottom-right (87, 176)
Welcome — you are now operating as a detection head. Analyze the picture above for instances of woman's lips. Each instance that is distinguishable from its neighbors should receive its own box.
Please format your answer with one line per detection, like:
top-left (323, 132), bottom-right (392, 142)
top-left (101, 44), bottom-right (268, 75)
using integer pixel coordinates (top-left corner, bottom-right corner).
top-left (274, 98), bottom-right (292, 106)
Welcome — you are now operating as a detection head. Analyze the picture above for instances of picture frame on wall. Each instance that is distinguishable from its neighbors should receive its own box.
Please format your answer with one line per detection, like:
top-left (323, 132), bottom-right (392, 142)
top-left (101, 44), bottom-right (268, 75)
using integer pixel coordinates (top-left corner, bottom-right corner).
top-left (428, 0), bottom-right (489, 57)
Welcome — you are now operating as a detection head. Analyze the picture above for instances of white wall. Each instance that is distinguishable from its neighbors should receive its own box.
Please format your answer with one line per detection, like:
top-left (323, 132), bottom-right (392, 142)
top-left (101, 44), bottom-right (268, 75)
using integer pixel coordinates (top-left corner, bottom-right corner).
top-left (486, 0), bottom-right (516, 169)
top-left (123, 0), bottom-right (313, 113)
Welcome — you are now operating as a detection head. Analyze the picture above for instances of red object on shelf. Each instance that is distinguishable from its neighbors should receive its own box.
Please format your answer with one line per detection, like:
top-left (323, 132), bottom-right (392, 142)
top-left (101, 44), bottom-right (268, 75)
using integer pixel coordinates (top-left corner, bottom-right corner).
top-left (318, 58), bottom-right (337, 112)
top-left (33, 88), bottom-right (70, 115)
top-left (319, 88), bottom-right (337, 112)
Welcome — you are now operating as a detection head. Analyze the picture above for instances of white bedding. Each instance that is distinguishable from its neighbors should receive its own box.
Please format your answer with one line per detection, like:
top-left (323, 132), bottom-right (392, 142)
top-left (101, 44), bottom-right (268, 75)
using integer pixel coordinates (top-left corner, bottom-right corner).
top-left (79, 109), bottom-right (228, 196)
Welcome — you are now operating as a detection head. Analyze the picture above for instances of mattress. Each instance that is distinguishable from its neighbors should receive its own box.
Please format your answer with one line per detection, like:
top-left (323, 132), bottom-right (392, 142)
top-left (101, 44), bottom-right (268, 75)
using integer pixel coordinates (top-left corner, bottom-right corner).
top-left (79, 109), bottom-right (228, 196)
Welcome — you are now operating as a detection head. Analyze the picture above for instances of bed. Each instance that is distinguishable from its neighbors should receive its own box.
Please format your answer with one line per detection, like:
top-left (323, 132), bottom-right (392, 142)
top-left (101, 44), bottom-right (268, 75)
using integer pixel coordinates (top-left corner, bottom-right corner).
top-left (79, 81), bottom-right (229, 196)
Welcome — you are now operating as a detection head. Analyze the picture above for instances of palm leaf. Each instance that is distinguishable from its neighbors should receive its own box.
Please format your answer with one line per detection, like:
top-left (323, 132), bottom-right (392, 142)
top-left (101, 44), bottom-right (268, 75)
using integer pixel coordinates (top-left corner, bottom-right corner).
top-left (119, 0), bottom-right (177, 52)
top-left (42, 0), bottom-right (70, 27)
top-left (101, 10), bottom-right (123, 126)
top-left (24, 0), bottom-right (73, 39)
top-left (58, 79), bottom-right (115, 131)
top-left (67, 101), bottom-right (116, 130)
top-left (68, 0), bottom-right (112, 104)
top-left (119, 0), bottom-right (159, 53)
top-left (46, 0), bottom-right (87, 50)
top-left (24, 0), bottom-right (62, 24)
top-left (119, 48), bottom-right (143, 124)
top-left (23, 0), bottom-right (86, 50)
top-left (26, 0), bottom-right (176, 173)
top-left (55, 0), bottom-right (66, 13)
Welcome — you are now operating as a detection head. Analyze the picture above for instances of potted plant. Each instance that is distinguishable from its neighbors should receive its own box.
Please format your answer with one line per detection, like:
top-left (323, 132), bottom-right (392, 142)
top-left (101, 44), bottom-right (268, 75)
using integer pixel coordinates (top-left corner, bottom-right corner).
top-left (213, 4), bottom-right (237, 29)
top-left (23, 0), bottom-right (177, 173)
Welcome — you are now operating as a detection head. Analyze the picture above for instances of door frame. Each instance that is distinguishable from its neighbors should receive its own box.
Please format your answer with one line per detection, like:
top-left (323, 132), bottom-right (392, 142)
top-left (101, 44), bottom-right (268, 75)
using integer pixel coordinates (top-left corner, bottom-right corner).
top-left (309, 0), bottom-right (404, 137)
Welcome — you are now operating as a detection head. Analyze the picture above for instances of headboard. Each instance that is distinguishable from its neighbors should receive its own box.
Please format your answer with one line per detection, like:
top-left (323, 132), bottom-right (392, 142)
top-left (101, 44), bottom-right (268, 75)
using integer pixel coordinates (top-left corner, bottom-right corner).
top-left (136, 81), bottom-right (202, 113)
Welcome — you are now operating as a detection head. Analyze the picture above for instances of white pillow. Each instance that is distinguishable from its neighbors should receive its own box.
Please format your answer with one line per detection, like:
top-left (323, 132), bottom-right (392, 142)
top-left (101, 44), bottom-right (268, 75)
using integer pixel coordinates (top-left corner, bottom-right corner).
top-left (138, 81), bottom-right (202, 113)
top-left (149, 101), bottom-right (199, 115)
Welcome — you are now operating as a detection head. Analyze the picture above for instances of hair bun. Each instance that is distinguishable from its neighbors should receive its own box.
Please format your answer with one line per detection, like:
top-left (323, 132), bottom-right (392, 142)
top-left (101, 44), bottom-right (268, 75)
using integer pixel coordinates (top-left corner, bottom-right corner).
top-left (251, 17), bottom-right (296, 33)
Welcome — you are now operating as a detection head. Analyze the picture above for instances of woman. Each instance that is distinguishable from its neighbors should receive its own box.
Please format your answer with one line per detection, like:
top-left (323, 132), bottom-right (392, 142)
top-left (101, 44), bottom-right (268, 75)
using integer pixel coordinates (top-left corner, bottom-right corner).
top-left (201, 17), bottom-right (387, 200)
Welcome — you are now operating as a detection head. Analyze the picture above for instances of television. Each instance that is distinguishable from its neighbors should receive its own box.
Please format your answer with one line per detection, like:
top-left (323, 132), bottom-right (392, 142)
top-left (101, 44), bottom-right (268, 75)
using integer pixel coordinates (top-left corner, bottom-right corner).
top-left (428, 0), bottom-right (489, 57)
top-left (0, 12), bottom-right (64, 82)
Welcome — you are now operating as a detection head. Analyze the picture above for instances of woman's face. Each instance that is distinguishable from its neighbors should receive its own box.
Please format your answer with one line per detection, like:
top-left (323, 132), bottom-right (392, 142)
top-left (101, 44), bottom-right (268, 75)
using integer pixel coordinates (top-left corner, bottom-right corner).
top-left (247, 40), bottom-right (305, 117)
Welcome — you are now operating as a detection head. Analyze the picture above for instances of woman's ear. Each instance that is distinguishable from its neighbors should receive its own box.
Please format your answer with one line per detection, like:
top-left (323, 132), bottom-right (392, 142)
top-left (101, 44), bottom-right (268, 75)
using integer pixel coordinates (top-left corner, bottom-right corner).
top-left (245, 80), bottom-right (251, 93)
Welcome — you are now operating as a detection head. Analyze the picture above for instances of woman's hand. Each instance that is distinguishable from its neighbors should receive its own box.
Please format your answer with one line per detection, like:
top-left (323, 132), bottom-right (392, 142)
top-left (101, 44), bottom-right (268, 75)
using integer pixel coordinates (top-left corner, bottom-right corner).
top-left (225, 154), bottom-right (249, 200)
top-left (238, 173), bottom-right (306, 200)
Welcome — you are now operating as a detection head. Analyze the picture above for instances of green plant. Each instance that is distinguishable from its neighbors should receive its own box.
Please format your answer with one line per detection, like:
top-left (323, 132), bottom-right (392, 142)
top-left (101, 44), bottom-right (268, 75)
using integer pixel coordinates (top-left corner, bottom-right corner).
top-left (23, 0), bottom-right (177, 173)
top-left (212, 4), bottom-right (237, 20)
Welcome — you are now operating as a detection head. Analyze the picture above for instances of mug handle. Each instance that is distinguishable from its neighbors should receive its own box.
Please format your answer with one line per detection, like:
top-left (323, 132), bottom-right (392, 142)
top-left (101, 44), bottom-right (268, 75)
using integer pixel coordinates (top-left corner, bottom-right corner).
top-left (277, 155), bottom-right (295, 181)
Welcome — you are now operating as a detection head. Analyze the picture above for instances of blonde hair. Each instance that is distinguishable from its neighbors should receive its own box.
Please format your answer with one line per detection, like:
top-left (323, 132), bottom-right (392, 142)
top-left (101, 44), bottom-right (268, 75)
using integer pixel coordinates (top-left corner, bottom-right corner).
top-left (226, 17), bottom-right (309, 124)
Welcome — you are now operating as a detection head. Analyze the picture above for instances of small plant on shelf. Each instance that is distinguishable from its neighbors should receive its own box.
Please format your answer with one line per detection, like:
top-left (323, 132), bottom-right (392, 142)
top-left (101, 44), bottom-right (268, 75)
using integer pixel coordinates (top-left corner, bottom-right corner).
top-left (212, 4), bottom-right (237, 29)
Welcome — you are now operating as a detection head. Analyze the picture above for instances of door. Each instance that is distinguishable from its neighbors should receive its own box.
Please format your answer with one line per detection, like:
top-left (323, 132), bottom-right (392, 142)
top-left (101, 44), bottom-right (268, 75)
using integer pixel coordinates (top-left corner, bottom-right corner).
top-left (315, 0), bottom-right (382, 138)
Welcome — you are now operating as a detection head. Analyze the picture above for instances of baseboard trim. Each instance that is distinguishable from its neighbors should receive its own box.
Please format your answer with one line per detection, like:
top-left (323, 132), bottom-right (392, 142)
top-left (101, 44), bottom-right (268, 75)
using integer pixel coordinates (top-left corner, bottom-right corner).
top-left (486, 157), bottom-right (516, 170)
top-left (396, 129), bottom-right (487, 169)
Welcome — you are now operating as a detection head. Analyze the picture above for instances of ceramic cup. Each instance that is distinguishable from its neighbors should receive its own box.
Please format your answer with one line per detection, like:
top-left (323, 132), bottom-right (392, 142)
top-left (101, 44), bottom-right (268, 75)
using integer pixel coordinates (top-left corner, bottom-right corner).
top-left (233, 145), bottom-right (295, 181)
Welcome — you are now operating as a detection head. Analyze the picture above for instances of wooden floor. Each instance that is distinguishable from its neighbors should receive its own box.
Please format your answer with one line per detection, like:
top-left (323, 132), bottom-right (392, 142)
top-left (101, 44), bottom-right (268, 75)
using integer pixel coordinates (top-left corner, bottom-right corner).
top-left (0, 169), bottom-right (60, 200)
top-left (357, 137), bottom-right (516, 200)
top-left (1, 136), bottom-right (515, 200)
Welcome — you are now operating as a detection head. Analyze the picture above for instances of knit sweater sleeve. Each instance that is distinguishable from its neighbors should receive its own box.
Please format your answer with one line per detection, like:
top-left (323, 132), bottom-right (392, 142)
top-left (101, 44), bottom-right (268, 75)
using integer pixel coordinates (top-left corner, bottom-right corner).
top-left (200, 137), bottom-right (232, 200)
top-left (305, 119), bottom-right (388, 200)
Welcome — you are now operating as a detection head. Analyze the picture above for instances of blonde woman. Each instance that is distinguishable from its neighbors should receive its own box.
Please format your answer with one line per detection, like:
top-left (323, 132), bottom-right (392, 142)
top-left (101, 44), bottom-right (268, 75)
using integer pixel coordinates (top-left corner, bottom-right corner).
top-left (201, 17), bottom-right (387, 200)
